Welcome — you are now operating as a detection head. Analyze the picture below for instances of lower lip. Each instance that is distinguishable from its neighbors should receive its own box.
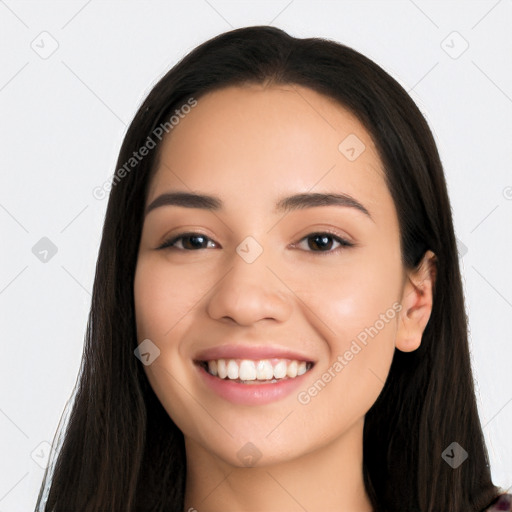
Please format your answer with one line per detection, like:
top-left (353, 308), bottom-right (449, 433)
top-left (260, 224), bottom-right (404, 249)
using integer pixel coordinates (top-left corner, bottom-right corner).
top-left (196, 364), bottom-right (312, 405)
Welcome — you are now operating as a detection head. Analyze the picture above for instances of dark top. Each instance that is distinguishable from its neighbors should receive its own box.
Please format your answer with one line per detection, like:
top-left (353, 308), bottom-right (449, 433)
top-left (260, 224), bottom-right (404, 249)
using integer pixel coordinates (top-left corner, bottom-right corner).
top-left (486, 493), bottom-right (512, 511)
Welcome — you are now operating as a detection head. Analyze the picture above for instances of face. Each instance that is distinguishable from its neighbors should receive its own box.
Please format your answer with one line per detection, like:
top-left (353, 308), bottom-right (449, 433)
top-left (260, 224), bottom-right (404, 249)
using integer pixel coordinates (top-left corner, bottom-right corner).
top-left (134, 83), bottom-right (410, 468)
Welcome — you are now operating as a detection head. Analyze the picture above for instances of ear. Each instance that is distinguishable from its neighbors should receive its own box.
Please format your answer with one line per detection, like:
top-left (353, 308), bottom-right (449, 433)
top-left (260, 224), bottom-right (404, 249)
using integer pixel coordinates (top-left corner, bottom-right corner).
top-left (395, 250), bottom-right (437, 352)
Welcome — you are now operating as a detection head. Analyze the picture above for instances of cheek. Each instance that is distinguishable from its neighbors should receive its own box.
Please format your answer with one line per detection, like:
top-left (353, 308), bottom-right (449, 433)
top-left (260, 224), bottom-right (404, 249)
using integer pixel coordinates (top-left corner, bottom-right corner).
top-left (297, 248), bottom-right (402, 343)
top-left (133, 258), bottom-right (202, 434)
top-left (133, 257), bottom-right (203, 340)
top-left (293, 251), bottom-right (401, 415)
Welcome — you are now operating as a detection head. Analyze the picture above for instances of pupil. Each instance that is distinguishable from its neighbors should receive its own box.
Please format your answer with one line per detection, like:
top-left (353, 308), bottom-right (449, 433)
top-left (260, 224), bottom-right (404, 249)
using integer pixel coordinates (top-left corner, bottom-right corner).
top-left (186, 235), bottom-right (206, 249)
top-left (310, 235), bottom-right (332, 251)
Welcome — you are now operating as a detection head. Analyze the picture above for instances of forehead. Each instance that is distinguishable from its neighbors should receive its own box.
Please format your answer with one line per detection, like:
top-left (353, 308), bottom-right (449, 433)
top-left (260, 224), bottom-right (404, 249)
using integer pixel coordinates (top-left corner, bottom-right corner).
top-left (146, 84), bottom-right (392, 221)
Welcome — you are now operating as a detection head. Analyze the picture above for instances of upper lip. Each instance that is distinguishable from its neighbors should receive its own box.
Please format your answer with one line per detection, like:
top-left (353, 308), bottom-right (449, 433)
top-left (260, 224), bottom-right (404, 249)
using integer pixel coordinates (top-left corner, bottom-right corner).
top-left (194, 344), bottom-right (315, 363)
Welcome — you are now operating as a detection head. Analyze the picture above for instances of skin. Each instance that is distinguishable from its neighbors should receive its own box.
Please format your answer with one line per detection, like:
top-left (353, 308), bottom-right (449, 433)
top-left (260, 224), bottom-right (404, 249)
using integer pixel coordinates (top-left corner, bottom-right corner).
top-left (134, 83), bottom-right (436, 512)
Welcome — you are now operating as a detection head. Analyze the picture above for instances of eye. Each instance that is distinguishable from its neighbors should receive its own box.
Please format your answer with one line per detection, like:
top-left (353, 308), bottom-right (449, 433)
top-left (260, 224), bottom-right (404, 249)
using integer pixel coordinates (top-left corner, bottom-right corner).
top-left (157, 232), bottom-right (217, 251)
top-left (293, 232), bottom-right (354, 254)
top-left (157, 230), bottom-right (354, 254)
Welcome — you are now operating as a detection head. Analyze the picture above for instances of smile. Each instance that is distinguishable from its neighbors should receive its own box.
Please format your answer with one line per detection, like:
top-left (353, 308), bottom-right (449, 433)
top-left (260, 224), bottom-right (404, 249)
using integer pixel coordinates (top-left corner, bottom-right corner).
top-left (198, 358), bottom-right (314, 383)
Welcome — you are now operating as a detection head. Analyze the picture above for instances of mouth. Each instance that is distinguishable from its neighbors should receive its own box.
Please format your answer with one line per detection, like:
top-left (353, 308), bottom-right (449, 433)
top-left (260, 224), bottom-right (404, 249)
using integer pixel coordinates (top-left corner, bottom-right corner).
top-left (195, 358), bottom-right (315, 384)
top-left (193, 344), bottom-right (317, 404)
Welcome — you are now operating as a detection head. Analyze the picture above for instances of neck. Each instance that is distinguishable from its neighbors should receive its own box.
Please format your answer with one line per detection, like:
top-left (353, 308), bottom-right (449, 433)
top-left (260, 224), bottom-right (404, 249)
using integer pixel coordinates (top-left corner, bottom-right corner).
top-left (183, 418), bottom-right (374, 512)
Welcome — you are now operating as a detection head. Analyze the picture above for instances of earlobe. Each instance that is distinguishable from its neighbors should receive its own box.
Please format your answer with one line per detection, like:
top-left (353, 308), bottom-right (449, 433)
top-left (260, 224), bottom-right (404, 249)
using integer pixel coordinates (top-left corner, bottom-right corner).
top-left (395, 250), bottom-right (437, 353)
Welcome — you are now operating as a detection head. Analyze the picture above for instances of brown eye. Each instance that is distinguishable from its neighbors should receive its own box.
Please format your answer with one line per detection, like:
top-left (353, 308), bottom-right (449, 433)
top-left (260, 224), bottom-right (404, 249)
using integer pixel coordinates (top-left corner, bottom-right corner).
top-left (158, 233), bottom-right (217, 250)
top-left (295, 232), bottom-right (354, 254)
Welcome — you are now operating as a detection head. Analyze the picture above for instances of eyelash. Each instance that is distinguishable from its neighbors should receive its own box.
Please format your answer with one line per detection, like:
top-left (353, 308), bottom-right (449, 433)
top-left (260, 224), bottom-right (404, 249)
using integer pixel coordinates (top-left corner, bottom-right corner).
top-left (157, 230), bottom-right (354, 255)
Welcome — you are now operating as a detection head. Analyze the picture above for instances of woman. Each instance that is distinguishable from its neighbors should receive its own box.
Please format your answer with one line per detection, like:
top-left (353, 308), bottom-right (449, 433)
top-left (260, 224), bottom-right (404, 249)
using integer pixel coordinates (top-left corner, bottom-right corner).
top-left (35, 25), bottom-right (511, 512)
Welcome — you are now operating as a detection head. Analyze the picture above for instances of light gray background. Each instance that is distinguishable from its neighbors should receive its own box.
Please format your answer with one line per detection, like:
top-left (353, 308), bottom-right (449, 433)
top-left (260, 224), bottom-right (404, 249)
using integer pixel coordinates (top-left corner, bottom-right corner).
top-left (1, 1), bottom-right (511, 509)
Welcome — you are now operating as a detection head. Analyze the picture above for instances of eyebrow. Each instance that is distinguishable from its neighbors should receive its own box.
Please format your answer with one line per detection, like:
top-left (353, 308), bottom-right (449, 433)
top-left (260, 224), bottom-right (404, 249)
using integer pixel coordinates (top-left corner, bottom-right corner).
top-left (144, 191), bottom-right (374, 221)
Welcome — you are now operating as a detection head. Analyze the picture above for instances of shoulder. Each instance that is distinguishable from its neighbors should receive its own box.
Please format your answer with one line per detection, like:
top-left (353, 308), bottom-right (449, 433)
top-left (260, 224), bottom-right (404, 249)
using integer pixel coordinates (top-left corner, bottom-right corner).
top-left (485, 493), bottom-right (512, 511)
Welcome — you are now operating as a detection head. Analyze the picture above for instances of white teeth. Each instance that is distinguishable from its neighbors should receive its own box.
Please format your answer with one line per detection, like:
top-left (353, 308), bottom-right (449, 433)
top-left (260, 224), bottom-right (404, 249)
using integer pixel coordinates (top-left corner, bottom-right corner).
top-left (217, 359), bottom-right (227, 379)
top-left (256, 360), bottom-right (273, 380)
top-left (204, 358), bottom-right (312, 381)
top-left (207, 360), bottom-right (218, 376)
top-left (239, 360), bottom-right (256, 381)
top-left (273, 360), bottom-right (287, 379)
top-left (227, 360), bottom-right (239, 380)
top-left (286, 360), bottom-right (298, 378)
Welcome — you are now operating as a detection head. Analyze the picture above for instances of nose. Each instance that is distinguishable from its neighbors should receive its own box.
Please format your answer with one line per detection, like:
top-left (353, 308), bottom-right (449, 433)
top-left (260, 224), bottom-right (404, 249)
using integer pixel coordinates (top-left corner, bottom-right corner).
top-left (205, 246), bottom-right (293, 326)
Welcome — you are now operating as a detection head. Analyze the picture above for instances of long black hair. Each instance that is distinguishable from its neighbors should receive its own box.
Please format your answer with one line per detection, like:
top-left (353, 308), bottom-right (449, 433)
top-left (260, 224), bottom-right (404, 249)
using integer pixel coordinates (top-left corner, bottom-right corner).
top-left (35, 25), bottom-right (502, 512)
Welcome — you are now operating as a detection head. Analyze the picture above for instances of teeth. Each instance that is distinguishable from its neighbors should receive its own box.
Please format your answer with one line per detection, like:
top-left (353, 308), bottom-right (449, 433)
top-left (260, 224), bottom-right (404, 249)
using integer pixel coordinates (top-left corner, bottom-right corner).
top-left (204, 358), bottom-right (312, 382)
top-left (217, 359), bottom-right (227, 379)
top-left (207, 360), bottom-right (218, 376)
top-left (256, 360), bottom-right (273, 380)
top-left (286, 360), bottom-right (298, 378)
top-left (273, 360), bottom-right (287, 379)
top-left (239, 360), bottom-right (257, 381)
top-left (227, 360), bottom-right (239, 380)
